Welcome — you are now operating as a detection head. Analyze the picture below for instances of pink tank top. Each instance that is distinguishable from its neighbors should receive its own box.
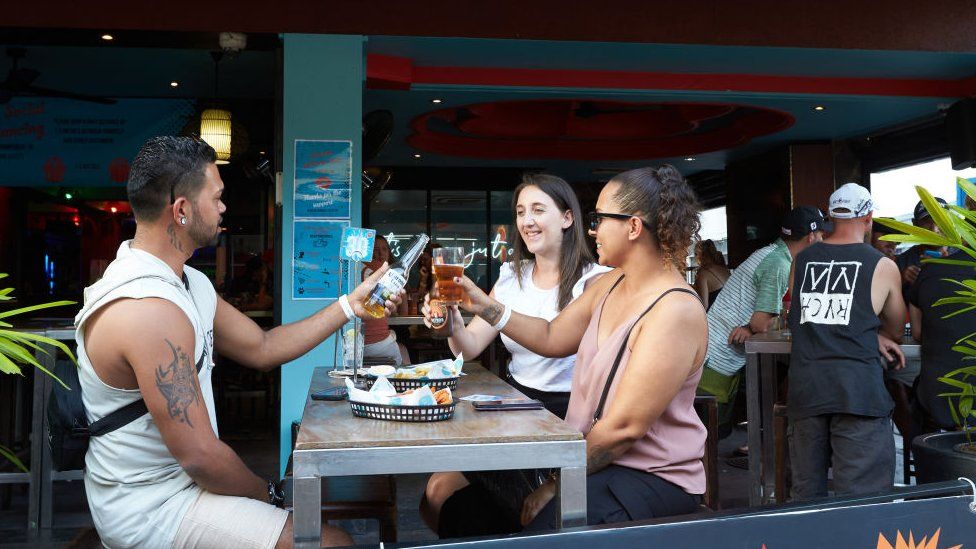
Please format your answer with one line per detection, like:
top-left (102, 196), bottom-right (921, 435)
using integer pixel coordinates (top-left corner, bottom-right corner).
top-left (564, 284), bottom-right (707, 495)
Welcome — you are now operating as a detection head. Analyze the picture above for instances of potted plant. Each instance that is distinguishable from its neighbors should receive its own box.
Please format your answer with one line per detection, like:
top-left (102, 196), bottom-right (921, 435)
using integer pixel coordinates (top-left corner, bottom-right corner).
top-left (0, 273), bottom-right (76, 473)
top-left (876, 177), bottom-right (976, 483)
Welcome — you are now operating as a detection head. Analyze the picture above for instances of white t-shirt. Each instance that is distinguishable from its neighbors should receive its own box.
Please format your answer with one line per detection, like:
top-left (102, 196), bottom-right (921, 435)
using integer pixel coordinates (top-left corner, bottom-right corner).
top-left (75, 241), bottom-right (217, 549)
top-left (494, 261), bottom-right (611, 392)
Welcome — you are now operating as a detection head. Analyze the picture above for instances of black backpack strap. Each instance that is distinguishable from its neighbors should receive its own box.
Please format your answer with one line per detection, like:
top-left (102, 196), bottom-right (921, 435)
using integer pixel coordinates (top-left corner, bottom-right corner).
top-left (88, 399), bottom-right (149, 436)
top-left (592, 288), bottom-right (702, 425)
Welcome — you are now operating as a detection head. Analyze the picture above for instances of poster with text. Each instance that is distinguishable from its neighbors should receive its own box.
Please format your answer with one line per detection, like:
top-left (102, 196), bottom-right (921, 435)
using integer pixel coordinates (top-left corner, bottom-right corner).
top-left (293, 220), bottom-right (348, 300)
top-left (293, 139), bottom-right (352, 219)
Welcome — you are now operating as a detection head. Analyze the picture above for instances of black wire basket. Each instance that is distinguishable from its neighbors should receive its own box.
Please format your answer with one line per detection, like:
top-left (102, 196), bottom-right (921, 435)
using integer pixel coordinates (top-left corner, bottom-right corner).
top-left (363, 375), bottom-right (459, 392)
top-left (349, 400), bottom-right (456, 422)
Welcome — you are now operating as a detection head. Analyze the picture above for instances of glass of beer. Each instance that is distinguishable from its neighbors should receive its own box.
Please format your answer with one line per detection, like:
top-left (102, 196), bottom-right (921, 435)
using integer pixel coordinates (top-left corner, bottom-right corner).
top-left (432, 247), bottom-right (465, 305)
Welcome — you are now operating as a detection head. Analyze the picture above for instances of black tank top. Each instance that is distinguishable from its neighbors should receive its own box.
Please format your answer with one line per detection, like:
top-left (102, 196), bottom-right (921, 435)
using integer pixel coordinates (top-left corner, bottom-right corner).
top-left (787, 242), bottom-right (893, 419)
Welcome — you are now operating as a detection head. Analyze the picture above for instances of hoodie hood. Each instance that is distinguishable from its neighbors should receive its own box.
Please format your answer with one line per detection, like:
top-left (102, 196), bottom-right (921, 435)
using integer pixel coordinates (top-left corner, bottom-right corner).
top-left (75, 241), bottom-right (187, 329)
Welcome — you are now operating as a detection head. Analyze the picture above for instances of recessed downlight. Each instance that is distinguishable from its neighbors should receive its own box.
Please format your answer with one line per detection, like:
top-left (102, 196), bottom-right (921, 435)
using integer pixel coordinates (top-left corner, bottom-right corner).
top-left (431, 99), bottom-right (443, 104)
top-left (813, 105), bottom-right (825, 112)
top-left (101, 34), bottom-right (114, 41)
top-left (413, 153), bottom-right (422, 159)
top-left (170, 81), bottom-right (179, 88)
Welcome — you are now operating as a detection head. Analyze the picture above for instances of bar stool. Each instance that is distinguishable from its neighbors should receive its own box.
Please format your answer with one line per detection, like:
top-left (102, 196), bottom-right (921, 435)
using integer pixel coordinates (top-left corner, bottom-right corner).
top-left (694, 395), bottom-right (720, 510)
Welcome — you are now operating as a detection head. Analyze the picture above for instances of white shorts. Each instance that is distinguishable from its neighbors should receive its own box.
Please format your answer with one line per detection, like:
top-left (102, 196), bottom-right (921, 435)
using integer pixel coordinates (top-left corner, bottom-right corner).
top-left (172, 490), bottom-right (289, 549)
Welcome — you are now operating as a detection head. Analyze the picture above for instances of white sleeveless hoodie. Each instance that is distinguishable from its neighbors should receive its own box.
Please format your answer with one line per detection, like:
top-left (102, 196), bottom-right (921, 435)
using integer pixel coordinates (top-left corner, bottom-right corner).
top-left (74, 241), bottom-right (217, 549)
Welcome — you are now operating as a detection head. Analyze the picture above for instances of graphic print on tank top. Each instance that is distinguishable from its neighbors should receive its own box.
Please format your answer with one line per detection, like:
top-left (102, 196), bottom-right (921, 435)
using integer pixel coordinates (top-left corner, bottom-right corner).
top-left (798, 260), bottom-right (862, 325)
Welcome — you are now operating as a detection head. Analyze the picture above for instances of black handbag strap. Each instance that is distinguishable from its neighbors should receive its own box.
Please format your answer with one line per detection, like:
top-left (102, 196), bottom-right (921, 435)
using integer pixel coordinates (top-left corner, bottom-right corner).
top-left (87, 398), bottom-right (149, 437)
top-left (86, 341), bottom-right (205, 437)
top-left (592, 287), bottom-right (702, 425)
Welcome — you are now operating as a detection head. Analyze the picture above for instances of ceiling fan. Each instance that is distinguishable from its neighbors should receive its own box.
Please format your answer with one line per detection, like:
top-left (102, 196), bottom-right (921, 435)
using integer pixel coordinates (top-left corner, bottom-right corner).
top-left (0, 47), bottom-right (116, 105)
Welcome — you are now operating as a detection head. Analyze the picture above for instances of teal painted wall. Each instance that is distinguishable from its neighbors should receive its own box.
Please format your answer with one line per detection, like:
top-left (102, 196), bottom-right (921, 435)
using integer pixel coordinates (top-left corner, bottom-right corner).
top-left (279, 34), bottom-right (364, 473)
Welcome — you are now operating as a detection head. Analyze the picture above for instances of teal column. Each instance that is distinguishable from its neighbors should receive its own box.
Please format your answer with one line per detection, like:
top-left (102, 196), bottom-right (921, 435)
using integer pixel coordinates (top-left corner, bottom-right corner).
top-left (279, 34), bottom-right (364, 473)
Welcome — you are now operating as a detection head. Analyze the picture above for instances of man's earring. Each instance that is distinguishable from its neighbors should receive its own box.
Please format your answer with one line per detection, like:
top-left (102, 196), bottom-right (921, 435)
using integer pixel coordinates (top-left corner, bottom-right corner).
top-left (180, 217), bottom-right (187, 225)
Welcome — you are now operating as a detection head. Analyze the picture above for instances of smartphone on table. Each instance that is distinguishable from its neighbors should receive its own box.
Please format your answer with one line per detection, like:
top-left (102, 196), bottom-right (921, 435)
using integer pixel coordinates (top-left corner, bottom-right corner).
top-left (472, 398), bottom-right (544, 411)
top-left (311, 386), bottom-right (348, 401)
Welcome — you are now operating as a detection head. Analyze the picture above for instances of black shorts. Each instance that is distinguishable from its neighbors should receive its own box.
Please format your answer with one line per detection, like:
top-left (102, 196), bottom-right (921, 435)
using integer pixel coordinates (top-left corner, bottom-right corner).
top-left (507, 374), bottom-right (571, 419)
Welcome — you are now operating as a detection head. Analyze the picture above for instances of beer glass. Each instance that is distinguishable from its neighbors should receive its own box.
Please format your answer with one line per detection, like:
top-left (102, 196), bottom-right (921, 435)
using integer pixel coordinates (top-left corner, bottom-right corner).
top-left (432, 247), bottom-right (465, 305)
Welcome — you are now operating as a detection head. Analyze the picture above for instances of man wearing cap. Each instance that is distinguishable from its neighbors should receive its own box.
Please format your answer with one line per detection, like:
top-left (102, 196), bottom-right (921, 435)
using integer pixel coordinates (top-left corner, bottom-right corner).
top-left (699, 206), bottom-right (826, 415)
top-left (870, 219), bottom-right (899, 261)
top-left (787, 182), bottom-right (906, 500)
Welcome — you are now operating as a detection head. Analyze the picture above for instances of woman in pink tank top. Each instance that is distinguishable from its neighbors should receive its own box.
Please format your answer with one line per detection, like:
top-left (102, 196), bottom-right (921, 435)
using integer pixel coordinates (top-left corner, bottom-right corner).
top-left (445, 165), bottom-right (709, 534)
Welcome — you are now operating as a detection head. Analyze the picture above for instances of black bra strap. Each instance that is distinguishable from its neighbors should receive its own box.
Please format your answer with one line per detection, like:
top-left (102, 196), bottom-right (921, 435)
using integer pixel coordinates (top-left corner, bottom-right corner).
top-left (592, 287), bottom-right (701, 425)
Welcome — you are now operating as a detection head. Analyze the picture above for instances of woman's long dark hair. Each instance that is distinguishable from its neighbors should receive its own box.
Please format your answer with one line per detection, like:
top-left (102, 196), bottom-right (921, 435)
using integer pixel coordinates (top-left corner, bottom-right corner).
top-left (509, 173), bottom-right (595, 311)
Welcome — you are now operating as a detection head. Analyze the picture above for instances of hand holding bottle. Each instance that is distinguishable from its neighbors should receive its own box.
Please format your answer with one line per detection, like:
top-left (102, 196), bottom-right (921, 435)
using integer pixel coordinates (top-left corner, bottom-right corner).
top-left (349, 263), bottom-right (403, 319)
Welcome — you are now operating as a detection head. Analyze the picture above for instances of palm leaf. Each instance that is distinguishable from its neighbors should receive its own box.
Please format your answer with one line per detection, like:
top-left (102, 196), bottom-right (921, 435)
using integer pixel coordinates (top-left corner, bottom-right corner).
top-left (958, 176), bottom-right (976, 205)
top-left (0, 353), bottom-right (22, 376)
top-left (0, 300), bottom-right (76, 321)
top-left (0, 444), bottom-right (27, 474)
top-left (917, 185), bottom-right (961, 243)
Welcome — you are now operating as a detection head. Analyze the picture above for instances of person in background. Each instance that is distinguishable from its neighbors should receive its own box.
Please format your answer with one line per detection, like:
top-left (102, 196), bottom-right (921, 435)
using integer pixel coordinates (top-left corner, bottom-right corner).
top-left (870, 219), bottom-right (899, 260)
top-left (228, 255), bottom-right (273, 311)
top-left (693, 239), bottom-right (731, 310)
top-left (698, 206), bottom-right (826, 416)
top-left (895, 198), bottom-right (948, 303)
top-left (871, 218), bottom-right (918, 446)
top-left (419, 173), bottom-right (609, 534)
top-left (787, 182), bottom-right (906, 500)
top-left (909, 245), bottom-right (976, 435)
top-left (363, 234), bottom-right (410, 365)
top-left (438, 165), bottom-right (708, 535)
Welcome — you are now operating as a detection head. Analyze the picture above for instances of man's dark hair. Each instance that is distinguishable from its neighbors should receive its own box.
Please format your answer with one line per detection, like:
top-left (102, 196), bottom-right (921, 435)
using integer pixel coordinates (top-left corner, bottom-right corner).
top-left (127, 136), bottom-right (216, 221)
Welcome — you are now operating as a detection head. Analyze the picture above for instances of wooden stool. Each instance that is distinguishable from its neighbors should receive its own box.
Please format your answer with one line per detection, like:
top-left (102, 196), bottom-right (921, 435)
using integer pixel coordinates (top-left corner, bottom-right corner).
top-left (773, 403), bottom-right (789, 503)
top-left (694, 395), bottom-right (720, 510)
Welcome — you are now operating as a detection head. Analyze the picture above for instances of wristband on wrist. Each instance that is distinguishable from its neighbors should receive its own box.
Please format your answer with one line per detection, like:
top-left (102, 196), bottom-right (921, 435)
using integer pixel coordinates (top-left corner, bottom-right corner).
top-left (338, 294), bottom-right (355, 321)
top-left (492, 305), bottom-right (513, 332)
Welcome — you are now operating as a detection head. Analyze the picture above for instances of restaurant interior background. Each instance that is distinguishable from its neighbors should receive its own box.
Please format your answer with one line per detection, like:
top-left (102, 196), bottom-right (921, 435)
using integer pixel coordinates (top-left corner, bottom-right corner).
top-left (6, 3), bottom-right (976, 537)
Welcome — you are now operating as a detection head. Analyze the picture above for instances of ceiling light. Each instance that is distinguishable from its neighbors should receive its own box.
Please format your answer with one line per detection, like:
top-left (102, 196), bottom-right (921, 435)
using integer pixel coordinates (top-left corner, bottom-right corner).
top-left (64, 192), bottom-right (73, 200)
top-left (110, 206), bottom-right (118, 213)
top-left (170, 81), bottom-right (179, 88)
top-left (431, 99), bottom-right (443, 104)
top-left (413, 153), bottom-right (421, 159)
top-left (101, 34), bottom-right (114, 41)
top-left (813, 105), bottom-right (825, 112)
top-left (684, 156), bottom-right (696, 162)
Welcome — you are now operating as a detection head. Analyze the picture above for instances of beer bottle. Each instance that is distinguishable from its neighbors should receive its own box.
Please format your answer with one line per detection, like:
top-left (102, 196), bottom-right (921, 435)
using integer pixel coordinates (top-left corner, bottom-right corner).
top-left (362, 234), bottom-right (430, 318)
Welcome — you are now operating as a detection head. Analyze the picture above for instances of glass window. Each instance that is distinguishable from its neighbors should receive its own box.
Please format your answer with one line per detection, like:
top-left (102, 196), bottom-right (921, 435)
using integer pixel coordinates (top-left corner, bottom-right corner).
top-left (489, 191), bottom-right (514, 288)
top-left (431, 191), bottom-right (489, 291)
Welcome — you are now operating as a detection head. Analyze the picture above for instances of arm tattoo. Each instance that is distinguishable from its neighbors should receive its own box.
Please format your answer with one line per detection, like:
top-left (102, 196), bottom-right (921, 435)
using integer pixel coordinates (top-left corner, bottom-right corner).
top-left (480, 303), bottom-right (504, 326)
top-left (166, 223), bottom-right (185, 253)
top-left (155, 339), bottom-right (201, 427)
top-left (586, 445), bottom-right (616, 474)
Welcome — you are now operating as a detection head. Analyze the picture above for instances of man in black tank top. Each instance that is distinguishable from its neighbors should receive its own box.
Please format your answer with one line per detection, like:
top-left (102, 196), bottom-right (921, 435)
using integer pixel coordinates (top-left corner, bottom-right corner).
top-left (787, 183), bottom-right (907, 500)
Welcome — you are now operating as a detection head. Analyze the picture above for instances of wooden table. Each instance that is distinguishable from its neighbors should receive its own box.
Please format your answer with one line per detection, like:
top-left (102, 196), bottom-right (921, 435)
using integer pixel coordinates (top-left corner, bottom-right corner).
top-left (292, 366), bottom-right (587, 547)
top-left (744, 330), bottom-right (920, 506)
top-left (387, 314), bottom-right (472, 326)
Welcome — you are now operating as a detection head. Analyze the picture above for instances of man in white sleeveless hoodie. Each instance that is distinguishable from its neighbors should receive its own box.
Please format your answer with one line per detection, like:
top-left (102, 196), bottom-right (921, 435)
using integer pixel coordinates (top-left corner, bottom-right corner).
top-left (76, 136), bottom-right (399, 549)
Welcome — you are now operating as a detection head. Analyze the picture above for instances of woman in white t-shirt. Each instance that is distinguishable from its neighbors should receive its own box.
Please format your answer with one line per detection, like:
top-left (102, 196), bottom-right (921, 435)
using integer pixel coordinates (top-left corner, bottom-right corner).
top-left (419, 173), bottom-right (609, 534)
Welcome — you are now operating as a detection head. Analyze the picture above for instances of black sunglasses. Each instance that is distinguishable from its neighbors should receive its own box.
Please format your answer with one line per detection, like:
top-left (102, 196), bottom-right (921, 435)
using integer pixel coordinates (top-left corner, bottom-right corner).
top-left (588, 211), bottom-right (652, 232)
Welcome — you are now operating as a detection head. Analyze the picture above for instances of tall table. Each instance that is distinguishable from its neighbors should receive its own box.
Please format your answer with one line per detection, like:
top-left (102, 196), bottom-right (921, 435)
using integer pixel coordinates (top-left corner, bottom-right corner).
top-left (0, 325), bottom-right (80, 536)
top-left (292, 366), bottom-right (587, 547)
top-left (744, 330), bottom-right (919, 505)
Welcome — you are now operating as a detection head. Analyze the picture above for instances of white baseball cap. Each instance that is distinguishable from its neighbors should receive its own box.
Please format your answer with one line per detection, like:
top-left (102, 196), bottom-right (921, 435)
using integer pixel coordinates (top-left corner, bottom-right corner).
top-left (828, 182), bottom-right (874, 219)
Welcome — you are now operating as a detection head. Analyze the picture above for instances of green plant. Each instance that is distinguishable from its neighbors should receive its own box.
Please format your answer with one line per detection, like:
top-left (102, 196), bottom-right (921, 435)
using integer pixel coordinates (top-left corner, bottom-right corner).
top-left (0, 273), bottom-right (76, 472)
top-left (876, 178), bottom-right (976, 441)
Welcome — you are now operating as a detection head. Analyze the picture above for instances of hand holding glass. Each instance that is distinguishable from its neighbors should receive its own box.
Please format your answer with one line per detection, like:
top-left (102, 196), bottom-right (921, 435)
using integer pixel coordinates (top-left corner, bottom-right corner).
top-left (432, 247), bottom-right (465, 305)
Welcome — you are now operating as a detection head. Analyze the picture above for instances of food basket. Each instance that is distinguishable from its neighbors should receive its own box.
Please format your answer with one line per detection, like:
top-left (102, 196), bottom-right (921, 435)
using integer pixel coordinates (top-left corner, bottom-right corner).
top-left (349, 400), bottom-right (456, 422)
top-left (363, 375), bottom-right (459, 392)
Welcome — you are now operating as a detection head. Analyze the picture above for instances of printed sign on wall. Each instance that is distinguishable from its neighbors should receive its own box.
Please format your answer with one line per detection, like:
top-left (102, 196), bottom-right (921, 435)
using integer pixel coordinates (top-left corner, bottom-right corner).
top-left (293, 219), bottom-right (349, 300)
top-left (293, 139), bottom-right (352, 219)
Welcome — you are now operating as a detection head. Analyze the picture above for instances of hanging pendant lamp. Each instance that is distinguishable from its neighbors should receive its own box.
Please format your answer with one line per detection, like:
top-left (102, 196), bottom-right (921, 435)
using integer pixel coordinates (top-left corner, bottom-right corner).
top-left (199, 51), bottom-right (232, 164)
top-left (200, 108), bottom-right (232, 164)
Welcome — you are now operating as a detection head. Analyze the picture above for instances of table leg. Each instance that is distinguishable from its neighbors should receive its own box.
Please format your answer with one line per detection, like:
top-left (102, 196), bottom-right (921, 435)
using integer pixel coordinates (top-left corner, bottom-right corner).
top-left (746, 350), bottom-right (762, 506)
top-left (293, 476), bottom-right (321, 549)
top-left (28, 362), bottom-right (45, 536)
top-left (556, 466), bottom-right (586, 528)
top-left (760, 354), bottom-right (777, 504)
